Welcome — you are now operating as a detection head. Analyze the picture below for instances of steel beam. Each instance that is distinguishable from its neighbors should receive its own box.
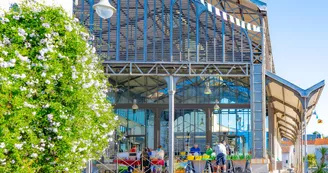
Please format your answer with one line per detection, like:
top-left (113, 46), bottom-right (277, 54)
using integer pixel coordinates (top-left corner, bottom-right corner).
top-left (104, 62), bottom-right (250, 77)
top-left (113, 103), bottom-right (250, 109)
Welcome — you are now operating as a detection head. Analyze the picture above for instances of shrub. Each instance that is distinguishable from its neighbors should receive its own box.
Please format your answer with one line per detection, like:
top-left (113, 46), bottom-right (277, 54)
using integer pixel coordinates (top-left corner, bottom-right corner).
top-left (307, 154), bottom-right (316, 167)
top-left (0, 2), bottom-right (118, 172)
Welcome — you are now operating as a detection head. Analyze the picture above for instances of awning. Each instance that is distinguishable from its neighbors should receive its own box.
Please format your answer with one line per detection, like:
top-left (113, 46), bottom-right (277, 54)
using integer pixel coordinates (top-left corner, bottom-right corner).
top-left (266, 72), bottom-right (325, 142)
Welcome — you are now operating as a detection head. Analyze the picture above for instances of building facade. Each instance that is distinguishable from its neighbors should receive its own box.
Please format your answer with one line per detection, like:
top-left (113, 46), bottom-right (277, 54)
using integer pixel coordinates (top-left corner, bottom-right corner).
top-left (1, 0), bottom-right (324, 172)
top-left (71, 0), bottom-right (325, 172)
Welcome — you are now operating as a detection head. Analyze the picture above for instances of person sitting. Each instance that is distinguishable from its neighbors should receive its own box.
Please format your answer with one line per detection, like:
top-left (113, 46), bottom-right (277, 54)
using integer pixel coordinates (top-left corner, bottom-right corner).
top-left (155, 145), bottom-right (164, 159)
top-left (190, 144), bottom-right (201, 155)
top-left (129, 145), bottom-right (137, 152)
top-left (154, 145), bottom-right (164, 173)
top-left (128, 145), bottom-right (137, 161)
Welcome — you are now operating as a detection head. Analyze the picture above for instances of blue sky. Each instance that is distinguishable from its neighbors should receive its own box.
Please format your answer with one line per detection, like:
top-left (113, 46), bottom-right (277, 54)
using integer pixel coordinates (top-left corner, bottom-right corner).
top-left (267, 0), bottom-right (328, 135)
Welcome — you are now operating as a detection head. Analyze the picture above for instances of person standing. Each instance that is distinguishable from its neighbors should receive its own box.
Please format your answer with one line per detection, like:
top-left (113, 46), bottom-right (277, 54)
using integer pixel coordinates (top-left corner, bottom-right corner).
top-left (205, 144), bottom-right (214, 172)
top-left (215, 140), bottom-right (227, 173)
top-left (140, 148), bottom-right (151, 173)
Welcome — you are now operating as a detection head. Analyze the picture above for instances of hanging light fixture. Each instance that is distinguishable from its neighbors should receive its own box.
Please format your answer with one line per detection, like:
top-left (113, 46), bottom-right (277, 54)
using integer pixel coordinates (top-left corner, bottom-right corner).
top-left (93, 0), bottom-right (116, 19)
top-left (214, 99), bottom-right (220, 110)
top-left (204, 82), bottom-right (212, 95)
top-left (132, 99), bottom-right (138, 113)
top-left (200, 118), bottom-right (204, 126)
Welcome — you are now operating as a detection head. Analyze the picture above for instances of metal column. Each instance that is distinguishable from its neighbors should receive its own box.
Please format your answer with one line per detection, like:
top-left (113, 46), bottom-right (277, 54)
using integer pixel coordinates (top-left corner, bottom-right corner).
top-left (164, 76), bottom-right (179, 173)
top-left (251, 16), bottom-right (266, 159)
top-left (206, 108), bottom-right (213, 145)
top-left (303, 97), bottom-right (308, 173)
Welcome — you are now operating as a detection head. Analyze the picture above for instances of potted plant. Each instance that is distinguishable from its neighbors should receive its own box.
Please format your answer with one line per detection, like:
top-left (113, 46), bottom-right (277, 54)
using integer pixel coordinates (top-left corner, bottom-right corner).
top-left (231, 154), bottom-right (252, 171)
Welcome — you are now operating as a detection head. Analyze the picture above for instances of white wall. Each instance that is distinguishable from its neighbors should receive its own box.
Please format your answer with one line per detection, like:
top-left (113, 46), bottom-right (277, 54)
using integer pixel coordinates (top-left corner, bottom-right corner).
top-left (304, 145), bottom-right (328, 155)
top-left (0, 0), bottom-right (72, 16)
top-left (282, 153), bottom-right (289, 168)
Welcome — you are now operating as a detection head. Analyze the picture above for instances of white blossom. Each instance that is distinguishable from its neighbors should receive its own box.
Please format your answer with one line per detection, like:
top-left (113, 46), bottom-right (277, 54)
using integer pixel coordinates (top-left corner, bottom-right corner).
top-left (3, 36), bottom-right (11, 45)
top-left (30, 153), bottom-right (38, 158)
top-left (64, 168), bottom-right (69, 171)
top-left (101, 123), bottom-right (108, 128)
top-left (10, 59), bottom-right (16, 64)
top-left (1, 18), bottom-right (9, 24)
top-left (65, 24), bottom-right (73, 32)
top-left (12, 74), bottom-right (26, 79)
top-left (13, 15), bottom-right (20, 20)
top-left (45, 80), bottom-right (51, 84)
top-left (32, 112), bottom-right (36, 115)
top-left (20, 86), bottom-right (27, 91)
top-left (29, 33), bottom-right (36, 37)
top-left (57, 136), bottom-right (63, 140)
top-left (72, 72), bottom-right (78, 79)
top-left (2, 51), bottom-right (8, 56)
top-left (41, 72), bottom-right (46, 77)
top-left (47, 114), bottom-right (53, 121)
top-left (53, 128), bottom-right (58, 133)
top-left (11, 160), bottom-right (15, 164)
top-left (42, 23), bottom-right (50, 28)
top-left (0, 142), bottom-right (5, 148)
top-left (18, 28), bottom-right (27, 37)
top-left (24, 102), bottom-right (36, 108)
top-left (14, 143), bottom-right (23, 150)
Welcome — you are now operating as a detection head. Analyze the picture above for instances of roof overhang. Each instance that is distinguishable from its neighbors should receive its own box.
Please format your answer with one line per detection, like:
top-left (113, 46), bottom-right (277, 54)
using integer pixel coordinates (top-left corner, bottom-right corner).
top-left (266, 71), bottom-right (325, 142)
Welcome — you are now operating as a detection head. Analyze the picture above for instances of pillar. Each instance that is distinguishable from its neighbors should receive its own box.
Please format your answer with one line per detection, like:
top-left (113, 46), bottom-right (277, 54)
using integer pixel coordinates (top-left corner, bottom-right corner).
top-left (205, 108), bottom-right (213, 145)
top-left (250, 16), bottom-right (266, 159)
top-left (154, 108), bottom-right (161, 148)
top-left (164, 76), bottom-right (179, 173)
top-left (268, 105), bottom-right (276, 170)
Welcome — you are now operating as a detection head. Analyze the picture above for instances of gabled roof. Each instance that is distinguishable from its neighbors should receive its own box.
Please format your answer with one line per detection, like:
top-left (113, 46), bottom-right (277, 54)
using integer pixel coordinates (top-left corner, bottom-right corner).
top-left (266, 71), bottom-right (325, 142)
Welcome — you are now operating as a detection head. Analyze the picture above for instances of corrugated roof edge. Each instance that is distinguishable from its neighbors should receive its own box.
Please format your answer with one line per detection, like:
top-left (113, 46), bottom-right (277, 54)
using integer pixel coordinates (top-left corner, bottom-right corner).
top-left (249, 0), bottom-right (267, 10)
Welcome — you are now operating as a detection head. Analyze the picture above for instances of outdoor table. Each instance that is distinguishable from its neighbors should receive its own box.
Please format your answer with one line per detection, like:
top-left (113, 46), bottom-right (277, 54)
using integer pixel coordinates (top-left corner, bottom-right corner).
top-left (151, 159), bottom-right (165, 166)
top-left (114, 159), bottom-right (141, 166)
top-left (191, 160), bottom-right (207, 173)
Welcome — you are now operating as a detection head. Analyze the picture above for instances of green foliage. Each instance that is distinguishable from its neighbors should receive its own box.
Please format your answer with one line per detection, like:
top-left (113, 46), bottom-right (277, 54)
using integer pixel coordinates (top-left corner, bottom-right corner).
top-left (307, 154), bottom-right (317, 168)
top-left (246, 154), bottom-right (252, 161)
top-left (228, 154), bottom-right (251, 161)
top-left (0, 2), bottom-right (118, 172)
top-left (313, 147), bottom-right (328, 173)
top-left (319, 147), bottom-right (328, 165)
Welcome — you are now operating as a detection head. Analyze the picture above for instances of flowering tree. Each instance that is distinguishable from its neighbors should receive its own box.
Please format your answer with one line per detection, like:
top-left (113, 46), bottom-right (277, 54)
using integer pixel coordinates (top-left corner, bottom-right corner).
top-left (0, 2), bottom-right (118, 172)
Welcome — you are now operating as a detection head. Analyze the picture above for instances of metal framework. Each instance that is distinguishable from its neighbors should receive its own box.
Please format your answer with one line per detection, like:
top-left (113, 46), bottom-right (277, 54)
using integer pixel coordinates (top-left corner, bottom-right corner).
top-left (74, 0), bottom-right (268, 167)
top-left (104, 61), bottom-right (250, 76)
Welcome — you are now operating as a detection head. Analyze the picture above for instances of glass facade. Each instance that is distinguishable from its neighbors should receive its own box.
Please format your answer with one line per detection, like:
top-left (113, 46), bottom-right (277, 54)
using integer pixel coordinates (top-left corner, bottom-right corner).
top-left (115, 109), bottom-right (154, 151)
top-left (111, 76), bottom-right (252, 155)
top-left (213, 109), bottom-right (252, 155)
top-left (107, 76), bottom-right (250, 105)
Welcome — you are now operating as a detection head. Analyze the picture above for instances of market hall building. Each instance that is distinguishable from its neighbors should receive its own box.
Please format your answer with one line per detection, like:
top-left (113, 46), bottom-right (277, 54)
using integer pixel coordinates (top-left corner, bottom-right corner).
top-left (73, 0), bottom-right (325, 172)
